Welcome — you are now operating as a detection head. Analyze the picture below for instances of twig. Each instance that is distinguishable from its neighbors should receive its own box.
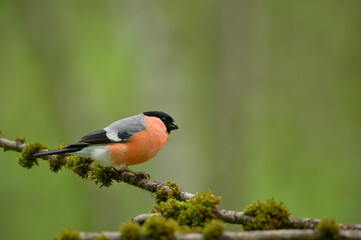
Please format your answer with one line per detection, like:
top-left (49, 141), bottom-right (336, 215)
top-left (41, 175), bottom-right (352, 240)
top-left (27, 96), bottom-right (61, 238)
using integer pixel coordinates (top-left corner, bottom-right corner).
top-left (131, 213), bottom-right (161, 224)
top-left (215, 209), bottom-right (255, 225)
top-left (79, 230), bottom-right (361, 240)
top-left (1, 134), bottom-right (361, 230)
top-left (0, 135), bottom-right (25, 152)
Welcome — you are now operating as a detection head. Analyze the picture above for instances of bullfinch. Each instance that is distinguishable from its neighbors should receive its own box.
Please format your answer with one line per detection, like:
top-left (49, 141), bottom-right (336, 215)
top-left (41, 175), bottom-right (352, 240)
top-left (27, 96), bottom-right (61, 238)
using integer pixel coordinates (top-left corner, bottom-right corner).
top-left (32, 111), bottom-right (178, 170)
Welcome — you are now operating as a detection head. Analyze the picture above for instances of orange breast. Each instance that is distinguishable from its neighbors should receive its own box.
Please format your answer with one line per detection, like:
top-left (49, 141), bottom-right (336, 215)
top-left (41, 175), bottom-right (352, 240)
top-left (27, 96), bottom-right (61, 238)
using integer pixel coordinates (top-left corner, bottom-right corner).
top-left (108, 116), bottom-right (169, 166)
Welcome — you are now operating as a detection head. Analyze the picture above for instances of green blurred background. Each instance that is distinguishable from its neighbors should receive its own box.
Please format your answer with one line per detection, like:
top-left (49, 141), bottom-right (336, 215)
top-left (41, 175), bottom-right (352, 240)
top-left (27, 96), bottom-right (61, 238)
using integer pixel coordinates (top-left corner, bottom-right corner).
top-left (1, 0), bottom-right (361, 239)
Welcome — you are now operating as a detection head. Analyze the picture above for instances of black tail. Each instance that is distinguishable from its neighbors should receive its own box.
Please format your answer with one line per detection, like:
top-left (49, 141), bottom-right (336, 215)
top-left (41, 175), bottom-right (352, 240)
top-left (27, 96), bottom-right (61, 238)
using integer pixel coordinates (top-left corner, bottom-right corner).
top-left (32, 145), bottom-right (86, 157)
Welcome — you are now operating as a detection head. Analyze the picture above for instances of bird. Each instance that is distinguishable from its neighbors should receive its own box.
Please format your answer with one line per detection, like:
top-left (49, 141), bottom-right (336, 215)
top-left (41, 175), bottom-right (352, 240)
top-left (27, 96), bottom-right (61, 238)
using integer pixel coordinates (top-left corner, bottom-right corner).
top-left (32, 111), bottom-right (178, 174)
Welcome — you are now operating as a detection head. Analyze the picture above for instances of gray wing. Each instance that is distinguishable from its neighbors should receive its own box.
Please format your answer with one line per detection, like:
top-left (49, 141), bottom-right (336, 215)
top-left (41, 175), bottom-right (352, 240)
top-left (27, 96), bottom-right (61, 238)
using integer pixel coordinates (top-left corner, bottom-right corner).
top-left (70, 113), bottom-right (146, 145)
top-left (103, 113), bottom-right (146, 142)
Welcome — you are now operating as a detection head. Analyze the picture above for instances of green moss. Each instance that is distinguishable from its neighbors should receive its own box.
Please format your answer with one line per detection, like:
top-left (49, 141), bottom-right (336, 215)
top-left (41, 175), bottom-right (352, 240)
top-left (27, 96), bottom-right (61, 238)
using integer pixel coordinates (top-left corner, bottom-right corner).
top-left (153, 198), bottom-right (185, 218)
top-left (54, 228), bottom-right (81, 240)
top-left (94, 234), bottom-right (109, 240)
top-left (120, 222), bottom-right (142, 240)
top-left (48, 157), bottom-right (66, 172)
top-left (89, 163), bottom-right (115, 187)
top-left (66, 155), bottom-right (92, 178)
top-left (317, 219), bottom-right (340, 239)
top-left (154, 189), bottom-right (222, 228)
top-left (155, 187), bottom-right (169, 204)
top-left (143, 215), bottom-right (179, 240)
top-left (203, 219), bottom-right (225, 240)
top-left (166, 181), bottom-right (181, 200)
top-left (46, 144), bottom-right (68, 172)
top-left (179, 226), bottom-right (203, 234)
top-left (243, 198), bottom-right (290, 231)
top-left (154, 181), bottom-right (182, 205)
top-left (18, 142), bottom-right (47, 169)
top-left (15, 137), bottom-right (25, 143)
top-left (65, 157), bottom-right (114, 187)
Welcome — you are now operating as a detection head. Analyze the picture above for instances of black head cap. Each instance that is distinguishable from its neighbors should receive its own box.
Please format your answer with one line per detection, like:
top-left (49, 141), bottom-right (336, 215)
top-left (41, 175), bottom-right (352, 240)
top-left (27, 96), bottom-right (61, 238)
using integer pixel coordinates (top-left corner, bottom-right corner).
top-left (143, 111), bottom-right (179, 133)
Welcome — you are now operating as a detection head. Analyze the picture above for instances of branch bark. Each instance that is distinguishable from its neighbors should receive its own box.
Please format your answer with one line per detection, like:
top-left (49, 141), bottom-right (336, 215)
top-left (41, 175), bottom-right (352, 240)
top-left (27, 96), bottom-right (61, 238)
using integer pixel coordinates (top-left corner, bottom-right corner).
top-left (1, 134), bottom-right (361, 230)
top-left (0, 134), bottom-right (25, 152)
top-left (79, 230), bottom-right (361, 240)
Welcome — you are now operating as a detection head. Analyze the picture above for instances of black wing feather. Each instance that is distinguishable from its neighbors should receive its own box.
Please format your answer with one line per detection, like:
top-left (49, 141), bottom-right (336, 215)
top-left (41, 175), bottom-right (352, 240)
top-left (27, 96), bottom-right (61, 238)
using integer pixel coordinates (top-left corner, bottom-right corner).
top-left (74, 129), bottom-right (133, 145)
top-left (118, 132), bottom-right (132, 140)
top-left (75, 129), bottom-right (113, 144)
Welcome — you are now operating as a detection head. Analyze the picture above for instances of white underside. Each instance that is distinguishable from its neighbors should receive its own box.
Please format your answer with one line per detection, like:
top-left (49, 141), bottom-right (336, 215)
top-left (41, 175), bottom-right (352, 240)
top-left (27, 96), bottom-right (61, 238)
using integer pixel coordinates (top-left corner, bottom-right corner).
top-left (74, 145), bottom-right (125, 168)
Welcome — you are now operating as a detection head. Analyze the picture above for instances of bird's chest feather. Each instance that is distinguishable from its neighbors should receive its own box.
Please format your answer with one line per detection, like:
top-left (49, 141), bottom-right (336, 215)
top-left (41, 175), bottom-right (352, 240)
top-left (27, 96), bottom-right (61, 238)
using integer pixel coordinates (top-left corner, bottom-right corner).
top-left (109, 117), bottom-right (169, 166)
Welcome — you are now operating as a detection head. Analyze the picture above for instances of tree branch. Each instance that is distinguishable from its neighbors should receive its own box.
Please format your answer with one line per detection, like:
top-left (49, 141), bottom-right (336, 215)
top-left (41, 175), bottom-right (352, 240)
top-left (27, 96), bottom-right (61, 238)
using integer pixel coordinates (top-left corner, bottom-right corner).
top-left (131, 213), bottom-right (161, 224)
top-left (79, 229), bottom-right (361, 240)
top-left (0, 134), bottom-right (25, 152)
top-left (1, 134), bottom-right (361, 230)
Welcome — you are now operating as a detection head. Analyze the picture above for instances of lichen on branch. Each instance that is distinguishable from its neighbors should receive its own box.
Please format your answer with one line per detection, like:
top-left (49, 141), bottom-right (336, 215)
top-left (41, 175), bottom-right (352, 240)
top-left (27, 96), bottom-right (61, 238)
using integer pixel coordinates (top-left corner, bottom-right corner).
top-left (242, 198), bottom-right (290, 231)
top-left (317, 219), bottom-right (340, 239)
top-left (18, 142), bottom-right (47, 169)
top-left (153, 184), bottom-right (222, 228)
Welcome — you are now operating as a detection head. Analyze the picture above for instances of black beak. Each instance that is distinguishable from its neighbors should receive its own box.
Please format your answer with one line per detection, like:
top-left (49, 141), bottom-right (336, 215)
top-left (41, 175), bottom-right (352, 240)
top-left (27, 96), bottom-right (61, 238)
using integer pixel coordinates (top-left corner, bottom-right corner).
top-left (170, 121), bottom-right (179, 130)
